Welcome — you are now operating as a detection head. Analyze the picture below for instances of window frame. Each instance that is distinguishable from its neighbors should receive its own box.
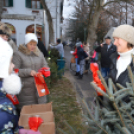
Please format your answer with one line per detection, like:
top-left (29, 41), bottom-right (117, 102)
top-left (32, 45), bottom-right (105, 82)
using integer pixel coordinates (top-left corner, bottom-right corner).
top-left (31, 0), bottom-right (41, 9)
top-left (3, 0), bottom-right (13, 7)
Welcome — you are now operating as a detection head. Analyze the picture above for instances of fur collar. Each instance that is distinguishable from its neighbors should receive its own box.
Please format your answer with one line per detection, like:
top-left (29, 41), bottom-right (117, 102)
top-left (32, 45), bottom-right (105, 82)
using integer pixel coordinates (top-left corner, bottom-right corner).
top-left (18, 44), bottom-right (40, 56)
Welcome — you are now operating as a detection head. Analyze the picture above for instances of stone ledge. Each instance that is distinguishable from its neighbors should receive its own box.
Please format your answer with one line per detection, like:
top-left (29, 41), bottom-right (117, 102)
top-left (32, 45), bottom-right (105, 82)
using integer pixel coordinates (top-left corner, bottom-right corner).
top-left (2, 14), bottom-right (35, 20)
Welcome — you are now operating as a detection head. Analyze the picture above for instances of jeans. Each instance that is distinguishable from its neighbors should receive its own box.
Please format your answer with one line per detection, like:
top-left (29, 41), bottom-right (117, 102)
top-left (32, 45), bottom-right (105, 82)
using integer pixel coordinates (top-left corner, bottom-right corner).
top-left (75, 58), bottom-right (80, 72)
top-left (101, 67), bottom-right (110, 78)
top-left (80, 59), bottom-right (85, 75)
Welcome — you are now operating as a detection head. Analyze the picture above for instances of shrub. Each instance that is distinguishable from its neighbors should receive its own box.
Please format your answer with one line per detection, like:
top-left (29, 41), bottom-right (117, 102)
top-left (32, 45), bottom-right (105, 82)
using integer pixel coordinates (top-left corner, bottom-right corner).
top-left (45, 49), bottom-right (63, 88)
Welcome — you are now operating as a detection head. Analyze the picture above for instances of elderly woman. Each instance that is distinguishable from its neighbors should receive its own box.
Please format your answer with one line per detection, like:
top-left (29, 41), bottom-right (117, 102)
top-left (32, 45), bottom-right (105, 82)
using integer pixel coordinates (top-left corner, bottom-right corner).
top-left (13, 33), bottom-right (48, 112)
top-left (107, 25), bottom-right (134, 102)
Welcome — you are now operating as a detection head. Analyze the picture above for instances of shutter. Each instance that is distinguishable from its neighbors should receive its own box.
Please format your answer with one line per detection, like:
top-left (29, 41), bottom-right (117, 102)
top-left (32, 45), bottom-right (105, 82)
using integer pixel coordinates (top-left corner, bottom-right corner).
top-left (25, 0), bottom-right (31, 8)
top-left (40, 3), bottom-right (43, 9)
top-left (8, 0), bottom-right (13, 7)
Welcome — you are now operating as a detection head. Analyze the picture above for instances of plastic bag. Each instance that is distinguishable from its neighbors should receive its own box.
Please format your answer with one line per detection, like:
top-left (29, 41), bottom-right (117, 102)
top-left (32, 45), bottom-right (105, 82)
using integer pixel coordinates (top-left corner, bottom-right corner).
top-left (90, 63), bottom-right (106, 96)
top-left (38, 67), bottom-right (50, 77)
top-left (34, 72), bottom-right (50, 97)
top-left (29, 116), bottom-right (43, 131)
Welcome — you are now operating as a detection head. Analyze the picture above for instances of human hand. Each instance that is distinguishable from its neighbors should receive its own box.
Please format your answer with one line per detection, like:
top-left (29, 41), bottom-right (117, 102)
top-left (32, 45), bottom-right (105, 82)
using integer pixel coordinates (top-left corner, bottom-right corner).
top-left (19, 129), bottom-right (41, 134)
top-left (100, 44), bottom-right (103, 47)
top-left (30, 70), bottom-right (37, 76)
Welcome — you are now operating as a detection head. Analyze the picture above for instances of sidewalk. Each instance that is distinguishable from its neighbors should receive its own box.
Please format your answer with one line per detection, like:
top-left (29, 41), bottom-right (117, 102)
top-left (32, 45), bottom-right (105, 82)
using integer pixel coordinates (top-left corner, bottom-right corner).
top-left (64, 45), bottom-right (95, 106)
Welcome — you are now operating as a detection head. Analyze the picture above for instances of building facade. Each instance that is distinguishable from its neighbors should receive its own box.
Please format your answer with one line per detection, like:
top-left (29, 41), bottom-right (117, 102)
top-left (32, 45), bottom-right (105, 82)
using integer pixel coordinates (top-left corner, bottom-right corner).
top-left (1, 0), bottom-right (63, 48)
top-left (44, 0), bottom-right (64, 47)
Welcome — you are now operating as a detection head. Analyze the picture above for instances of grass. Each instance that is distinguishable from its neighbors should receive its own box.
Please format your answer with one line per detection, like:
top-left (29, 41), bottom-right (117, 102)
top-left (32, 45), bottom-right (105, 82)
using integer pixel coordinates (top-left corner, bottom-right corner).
top-left (49, 77), bottom-right (83, 133)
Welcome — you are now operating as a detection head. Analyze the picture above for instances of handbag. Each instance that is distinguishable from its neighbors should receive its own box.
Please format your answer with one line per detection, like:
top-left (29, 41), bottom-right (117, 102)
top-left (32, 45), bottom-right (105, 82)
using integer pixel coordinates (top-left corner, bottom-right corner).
top-left (71, 57), bottom-right (76, 63)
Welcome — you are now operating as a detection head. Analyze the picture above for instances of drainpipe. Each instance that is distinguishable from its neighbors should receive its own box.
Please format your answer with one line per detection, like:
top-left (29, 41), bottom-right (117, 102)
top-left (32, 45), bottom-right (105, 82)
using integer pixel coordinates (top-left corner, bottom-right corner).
top-left (34, 16), bottom-right (36, 34)
top-left (56, 0), bottom-right (57, 40)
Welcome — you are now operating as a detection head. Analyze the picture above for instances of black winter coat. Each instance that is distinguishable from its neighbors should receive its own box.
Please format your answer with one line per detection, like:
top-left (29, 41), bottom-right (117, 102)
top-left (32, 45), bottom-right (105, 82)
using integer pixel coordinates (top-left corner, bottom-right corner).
top-left (108, 52), bottom-right (134, 102)
top-left (77, 46), bottom-right (88, 64)
top-left (95, 43), bottom-right (116, 68)
top-left (37, 39), bottom-right (48, 57)
top-left (109, 52), bottom-right (134, 88)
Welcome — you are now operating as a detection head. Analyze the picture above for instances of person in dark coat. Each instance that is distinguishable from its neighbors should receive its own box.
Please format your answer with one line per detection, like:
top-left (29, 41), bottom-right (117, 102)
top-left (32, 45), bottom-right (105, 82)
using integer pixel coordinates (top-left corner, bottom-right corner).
top-left (77, 46), bottom-right (88, 79)
top-left (0, 37), bottom-right (21, 133)
top-left (37, 36), bottom-right (48, 57)
top-left (95, 36), bottom-right (116, 78)
top-left (108, 24), bottom-right (134, 102)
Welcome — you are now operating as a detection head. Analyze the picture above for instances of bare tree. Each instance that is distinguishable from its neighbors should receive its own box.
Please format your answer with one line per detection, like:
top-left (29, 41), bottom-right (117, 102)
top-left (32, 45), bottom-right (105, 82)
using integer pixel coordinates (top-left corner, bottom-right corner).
top-left (40, 0), bottom-right (54, 43)
top-left (81, 0), bottom-right (134, 49)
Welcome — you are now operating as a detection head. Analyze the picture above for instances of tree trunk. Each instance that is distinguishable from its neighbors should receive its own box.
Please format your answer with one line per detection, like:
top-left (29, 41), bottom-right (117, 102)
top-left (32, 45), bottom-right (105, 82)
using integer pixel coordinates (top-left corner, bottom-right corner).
top-left (40, 0), bottom-right (54, 43)
top-left (87, 4), bottom-right (102, 51)
top-left (0, 0), bottom-right (3, 20)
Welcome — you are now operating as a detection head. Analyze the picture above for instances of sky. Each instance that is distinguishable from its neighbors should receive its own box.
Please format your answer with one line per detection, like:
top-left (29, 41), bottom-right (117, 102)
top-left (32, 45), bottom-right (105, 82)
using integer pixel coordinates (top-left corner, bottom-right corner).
top-left (63, 0), bottom-right (76, 19)
top-left (63, 0), bottom-right (108, 19)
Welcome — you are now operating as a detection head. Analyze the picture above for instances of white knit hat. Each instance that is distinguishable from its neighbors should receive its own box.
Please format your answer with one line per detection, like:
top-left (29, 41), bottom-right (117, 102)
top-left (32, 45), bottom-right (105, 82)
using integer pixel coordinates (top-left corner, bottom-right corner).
top-left (113, 24), bottom-right (134, 45)
top-left (0, 37), bottom-right (13, 78)
top-left (25, 33), bottom-right (38, 45)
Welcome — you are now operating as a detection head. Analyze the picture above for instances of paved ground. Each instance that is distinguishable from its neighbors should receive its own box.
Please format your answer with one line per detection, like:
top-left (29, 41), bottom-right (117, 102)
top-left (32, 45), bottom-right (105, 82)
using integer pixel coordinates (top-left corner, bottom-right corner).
top-left (64, 45), bottom-right (95, 105)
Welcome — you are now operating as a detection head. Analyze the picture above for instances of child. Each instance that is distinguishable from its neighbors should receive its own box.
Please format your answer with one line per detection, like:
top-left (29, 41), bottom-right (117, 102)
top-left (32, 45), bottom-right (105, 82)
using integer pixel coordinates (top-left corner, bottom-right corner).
top-left (0, 37), bottom-right (21, 133)
top-left (77, 46), bottom-right (88, 79)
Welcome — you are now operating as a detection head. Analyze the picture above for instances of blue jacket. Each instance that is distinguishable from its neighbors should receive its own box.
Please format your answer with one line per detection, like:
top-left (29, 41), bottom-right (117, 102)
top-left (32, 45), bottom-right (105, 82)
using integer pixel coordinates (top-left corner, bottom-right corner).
top-left (0, 81), bottom-right (19, 134)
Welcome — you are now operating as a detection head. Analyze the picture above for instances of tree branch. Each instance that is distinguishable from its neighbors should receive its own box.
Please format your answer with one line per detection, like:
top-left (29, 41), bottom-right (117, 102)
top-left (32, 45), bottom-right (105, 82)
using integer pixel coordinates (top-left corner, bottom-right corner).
top-left (102, 7), bottom-right (118, 18)
top-left (103, 0), bottom-right (120, 7)
top-left (103, 0), bottom-right (134, 7)
top-left (40, 0), bottom-right (54, 43)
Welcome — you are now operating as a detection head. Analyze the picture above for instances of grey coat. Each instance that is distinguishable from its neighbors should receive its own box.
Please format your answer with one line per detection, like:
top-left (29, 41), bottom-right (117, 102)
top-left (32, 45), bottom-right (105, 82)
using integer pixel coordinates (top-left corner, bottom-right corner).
top-left (8, 39), bottom-right (18, 53)
top-left (13, 44), bottom-right (48, 110)
top-left (50, 43), bottom-right (64, 57)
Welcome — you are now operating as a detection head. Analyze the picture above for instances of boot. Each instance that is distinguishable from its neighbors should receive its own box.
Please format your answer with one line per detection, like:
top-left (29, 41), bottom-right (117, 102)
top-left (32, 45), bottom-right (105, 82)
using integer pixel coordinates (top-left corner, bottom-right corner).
top-left (74, 72), bottom-right (80, 76)
top-left (78, 74), bottom-right (83, 79)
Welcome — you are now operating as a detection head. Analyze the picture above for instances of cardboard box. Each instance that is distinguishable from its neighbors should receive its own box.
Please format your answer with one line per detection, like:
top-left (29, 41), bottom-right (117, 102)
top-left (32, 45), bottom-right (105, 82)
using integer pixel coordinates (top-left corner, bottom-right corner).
top-left (20, 102), bottom-right (52, 115)
top-left (24, 122), bottom-right (55, 134)
top-left (19, 102), bottom-right (55, 134)
top-left (19, 112), bottom-right (54, 124)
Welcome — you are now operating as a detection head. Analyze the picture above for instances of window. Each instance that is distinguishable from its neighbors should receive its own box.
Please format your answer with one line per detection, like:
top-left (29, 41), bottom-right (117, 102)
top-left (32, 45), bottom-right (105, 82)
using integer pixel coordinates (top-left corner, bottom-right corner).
top-left (31, 0), bottom-right (41, 9)
top-left (3, 0), bottom-right (13, 7)
top-left (26, 0), bottom-right (43, 9)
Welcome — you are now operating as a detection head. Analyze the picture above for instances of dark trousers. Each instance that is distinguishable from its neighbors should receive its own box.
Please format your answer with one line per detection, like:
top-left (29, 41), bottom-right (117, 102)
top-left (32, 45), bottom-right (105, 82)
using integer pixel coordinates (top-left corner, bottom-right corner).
top-left (85, 60), bottom-right (89, 70)
top-left (101, 67), bottom-right (110, 78)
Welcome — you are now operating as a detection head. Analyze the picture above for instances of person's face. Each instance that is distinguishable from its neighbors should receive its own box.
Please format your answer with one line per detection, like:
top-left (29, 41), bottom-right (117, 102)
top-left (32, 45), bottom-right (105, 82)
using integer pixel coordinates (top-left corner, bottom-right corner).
top-left (9, 58), bottom-right (15, 74)
top-left (114, 37), bottom-right (131, 53)
top-left (26, 40), bottom-right (37, 52)
top-left (105, 39), bottom-right (111, 45)
top-left (0, 34), bottom-right (9, 41)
